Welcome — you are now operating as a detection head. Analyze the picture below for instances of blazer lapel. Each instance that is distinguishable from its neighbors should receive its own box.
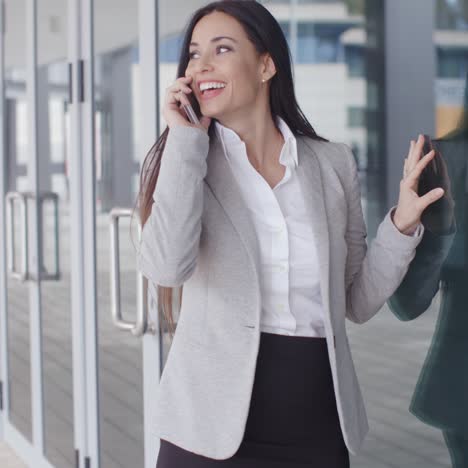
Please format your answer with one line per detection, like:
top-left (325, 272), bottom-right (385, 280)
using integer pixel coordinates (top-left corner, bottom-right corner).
top-left (204, 131), bottom-right (262, 288)
top-left (204, 130), bottom-right (331, 325)
top-left (295, 136), bottom-right (331, 315)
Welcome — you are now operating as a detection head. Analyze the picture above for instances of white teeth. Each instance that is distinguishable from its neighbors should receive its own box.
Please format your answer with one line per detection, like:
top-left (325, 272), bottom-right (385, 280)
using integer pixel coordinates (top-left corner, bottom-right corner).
top-left (200, 82), bottom-right (226, 92)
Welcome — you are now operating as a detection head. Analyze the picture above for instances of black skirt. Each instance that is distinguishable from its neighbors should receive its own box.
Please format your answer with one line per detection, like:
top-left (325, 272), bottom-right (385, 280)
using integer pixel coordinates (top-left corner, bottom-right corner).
top-left (156, 331), bottom-right (350, 467)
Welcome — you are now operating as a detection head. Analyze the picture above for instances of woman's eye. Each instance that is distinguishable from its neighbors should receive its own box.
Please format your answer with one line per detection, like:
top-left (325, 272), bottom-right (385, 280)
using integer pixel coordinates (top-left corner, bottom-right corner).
top-left (189, 45), bottom-right (231, 60)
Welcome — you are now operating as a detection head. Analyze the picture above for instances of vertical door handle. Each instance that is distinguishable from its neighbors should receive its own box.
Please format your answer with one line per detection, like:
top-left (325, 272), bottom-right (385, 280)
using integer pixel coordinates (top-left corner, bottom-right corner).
top-left (109, 208), bottom-right (154, 336)
top-left (38, 191), bottom-right (61, 281)
top-left (5, 191), bottom-right (29, 281)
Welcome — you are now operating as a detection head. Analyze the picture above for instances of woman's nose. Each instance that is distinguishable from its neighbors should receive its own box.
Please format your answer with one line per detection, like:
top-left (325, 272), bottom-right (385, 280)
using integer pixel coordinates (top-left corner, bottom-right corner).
top-left (191, 56), bottom-right (214, 73)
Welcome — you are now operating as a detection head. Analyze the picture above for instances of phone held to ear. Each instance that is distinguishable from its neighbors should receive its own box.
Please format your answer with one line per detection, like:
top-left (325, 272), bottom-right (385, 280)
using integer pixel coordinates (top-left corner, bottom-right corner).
top-left (181, 92), bottom-right (201, 125)
top-left (182, 103), bottom-right (200, 125)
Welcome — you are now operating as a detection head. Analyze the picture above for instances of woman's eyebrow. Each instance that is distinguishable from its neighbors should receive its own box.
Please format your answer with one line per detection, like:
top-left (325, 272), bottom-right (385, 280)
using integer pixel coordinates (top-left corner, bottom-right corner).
top-left (189, 36), bottom-right (238, 47)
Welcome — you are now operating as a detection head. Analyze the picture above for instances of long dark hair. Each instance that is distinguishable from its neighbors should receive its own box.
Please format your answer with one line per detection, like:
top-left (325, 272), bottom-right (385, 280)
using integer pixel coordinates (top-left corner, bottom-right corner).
top-left (137, 0), bottom-right (328, 337)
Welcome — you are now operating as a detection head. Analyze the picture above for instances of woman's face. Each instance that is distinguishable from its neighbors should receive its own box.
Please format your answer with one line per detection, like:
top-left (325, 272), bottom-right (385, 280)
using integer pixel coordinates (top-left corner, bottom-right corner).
top-left (185, 11), bottom-right (273, 121)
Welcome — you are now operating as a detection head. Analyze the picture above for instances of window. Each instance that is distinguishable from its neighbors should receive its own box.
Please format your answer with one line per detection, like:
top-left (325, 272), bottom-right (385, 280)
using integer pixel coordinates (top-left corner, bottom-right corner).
top-left (348, 106), bottom-right (366, 127)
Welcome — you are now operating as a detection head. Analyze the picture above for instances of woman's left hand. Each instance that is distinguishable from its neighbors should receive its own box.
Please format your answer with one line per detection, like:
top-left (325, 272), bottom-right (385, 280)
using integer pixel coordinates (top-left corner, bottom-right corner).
top-left (392, 134), bottom-right (445, 235)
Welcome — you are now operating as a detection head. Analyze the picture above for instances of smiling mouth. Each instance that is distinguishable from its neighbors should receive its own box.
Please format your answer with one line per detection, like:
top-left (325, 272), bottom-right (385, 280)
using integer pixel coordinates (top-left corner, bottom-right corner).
top-left (201, 86), bottom-right (226, 100)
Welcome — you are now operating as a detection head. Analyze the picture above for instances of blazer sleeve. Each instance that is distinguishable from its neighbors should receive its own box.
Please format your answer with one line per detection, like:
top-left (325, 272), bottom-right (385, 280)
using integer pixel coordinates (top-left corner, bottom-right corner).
top-left (136, 125), bottom-right (210, 287)
top-left (338, 143), bottom-right (425, 324)
top-left (387, 226), bottom-right (456, 321)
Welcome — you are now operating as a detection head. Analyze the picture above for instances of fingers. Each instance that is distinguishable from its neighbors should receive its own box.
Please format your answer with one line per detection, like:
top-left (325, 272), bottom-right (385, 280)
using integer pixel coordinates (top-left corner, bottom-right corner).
top-left (175, 75), bottom-right (194, 89)
top-left (402, 139), bottom-right (418, 178)
top-left (417, 186), bottom-right (445, 211)
top-left (404, 149), bottom-right (435, 184)
top-left (166, 76), bottom-right (194, 106)
top-left (173, 90), bottom-right (191, 107)
top-left (403, 134), bottom-right (437, 180)
top-left (168, 79), bottom-right (193, 94)
top-left (407, 134), bottom-right (424, 169)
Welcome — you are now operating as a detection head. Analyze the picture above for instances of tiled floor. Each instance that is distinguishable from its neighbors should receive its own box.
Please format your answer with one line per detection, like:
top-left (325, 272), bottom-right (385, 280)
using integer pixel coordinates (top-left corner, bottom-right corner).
top-left (0, 441), bottom-right (27, 468)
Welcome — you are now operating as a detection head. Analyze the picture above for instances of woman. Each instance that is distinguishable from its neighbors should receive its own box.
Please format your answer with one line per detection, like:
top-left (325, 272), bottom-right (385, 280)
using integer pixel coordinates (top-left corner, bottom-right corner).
top-left (136, 1), bottom-right (444, 466)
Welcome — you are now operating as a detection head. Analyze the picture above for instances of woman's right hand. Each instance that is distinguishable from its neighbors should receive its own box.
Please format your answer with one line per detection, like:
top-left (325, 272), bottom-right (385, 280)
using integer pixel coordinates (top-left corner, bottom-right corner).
top-left (162, 75), bottom-right (211, 133)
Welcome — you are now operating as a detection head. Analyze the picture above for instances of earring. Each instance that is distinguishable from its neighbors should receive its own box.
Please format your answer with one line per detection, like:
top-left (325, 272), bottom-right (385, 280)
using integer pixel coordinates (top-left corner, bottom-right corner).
top-left (262, 78), bottom-right (266, 83)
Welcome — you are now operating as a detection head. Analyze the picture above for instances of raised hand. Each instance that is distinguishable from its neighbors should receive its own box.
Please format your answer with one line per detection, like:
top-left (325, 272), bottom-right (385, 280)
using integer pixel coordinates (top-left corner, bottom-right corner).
top-left (392, 134), bottom-right (446, 235)
top-left (162, 75), bottom-right (211, 133)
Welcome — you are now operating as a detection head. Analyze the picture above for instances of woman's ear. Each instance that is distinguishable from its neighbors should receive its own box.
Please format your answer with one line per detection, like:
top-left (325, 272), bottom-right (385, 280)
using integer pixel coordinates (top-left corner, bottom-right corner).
top-left (260, 53), bottom-right (276, 81)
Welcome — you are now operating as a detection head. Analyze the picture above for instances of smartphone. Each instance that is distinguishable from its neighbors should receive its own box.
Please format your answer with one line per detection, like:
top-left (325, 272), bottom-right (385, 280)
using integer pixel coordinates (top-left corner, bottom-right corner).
top-left (182, 102), bottom-right (200, 125)
top-left (180, 90), bottom-right (200, 125)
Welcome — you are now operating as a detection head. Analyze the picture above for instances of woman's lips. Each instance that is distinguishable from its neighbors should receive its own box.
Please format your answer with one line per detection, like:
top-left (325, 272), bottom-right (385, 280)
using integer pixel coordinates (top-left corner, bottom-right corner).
top-left (200, 87), bottom-right (225, 100)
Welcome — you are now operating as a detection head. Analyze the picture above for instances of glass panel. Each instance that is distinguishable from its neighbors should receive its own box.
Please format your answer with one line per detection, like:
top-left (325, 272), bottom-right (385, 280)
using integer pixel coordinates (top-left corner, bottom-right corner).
top-left (36, 0), bottom-right (74, 466)
top-left (259, 0), bottom-right (382, 231)
top-left (414, 3), bottom-right (468, 468)
top-left (93, 1), bottom-right (144, 467)
top-left (4, 0), bottom-right (32, 442)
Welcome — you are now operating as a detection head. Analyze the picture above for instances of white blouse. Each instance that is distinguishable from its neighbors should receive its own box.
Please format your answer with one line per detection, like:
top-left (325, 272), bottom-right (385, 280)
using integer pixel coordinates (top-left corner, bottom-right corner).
top-left (214, 117), bottom-right (422, 338)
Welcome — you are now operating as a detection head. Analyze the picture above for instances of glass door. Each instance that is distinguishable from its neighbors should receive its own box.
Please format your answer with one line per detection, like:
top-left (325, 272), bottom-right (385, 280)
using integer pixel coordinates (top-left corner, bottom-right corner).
top-left (83, 0), bottom-right (160, 467)
top-left (0, 0), bottom-right (161, 466)
top-left (2, 0), bottom-right (33, 446)
top-left (35, 0), bottom-right (75, 465)
top-left (93, 0), bottom-right (145, 464)
top-left (0, 0), bottom-right (86, 467)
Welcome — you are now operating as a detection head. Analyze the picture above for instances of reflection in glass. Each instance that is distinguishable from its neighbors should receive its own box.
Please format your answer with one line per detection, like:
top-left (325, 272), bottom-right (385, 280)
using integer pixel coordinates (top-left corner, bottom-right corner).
top-left (36, 0), bottom-right (74, 465)
top-left (387, 4), bottom-right (468, 465)
top-left (4, 0), bottom-right (32, 443)
top-left (389, 75), bottom-right (468, 468)
top-left (93, 1), bottom-right (144, 467)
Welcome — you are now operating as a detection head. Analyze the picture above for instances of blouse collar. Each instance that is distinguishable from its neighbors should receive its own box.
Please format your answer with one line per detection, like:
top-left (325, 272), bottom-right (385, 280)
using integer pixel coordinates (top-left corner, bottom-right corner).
top-left (214, 116), bottom-right (298, 168)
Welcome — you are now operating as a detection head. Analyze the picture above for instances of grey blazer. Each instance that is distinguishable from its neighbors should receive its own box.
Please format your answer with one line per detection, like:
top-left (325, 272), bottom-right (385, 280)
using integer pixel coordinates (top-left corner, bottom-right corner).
top-left (136, 124), bottom-right (424, 459)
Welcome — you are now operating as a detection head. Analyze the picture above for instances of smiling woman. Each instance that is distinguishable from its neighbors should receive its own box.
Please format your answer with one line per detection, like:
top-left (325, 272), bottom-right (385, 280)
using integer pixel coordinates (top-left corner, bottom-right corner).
top-left (137, 2), bottom-right (348, 467)
top-left (138, 0), bottom-right (328, 338)
top-left (135, 1), bottom-right (432, 467)
top-left (185, 11), bottom-right (279, 121)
